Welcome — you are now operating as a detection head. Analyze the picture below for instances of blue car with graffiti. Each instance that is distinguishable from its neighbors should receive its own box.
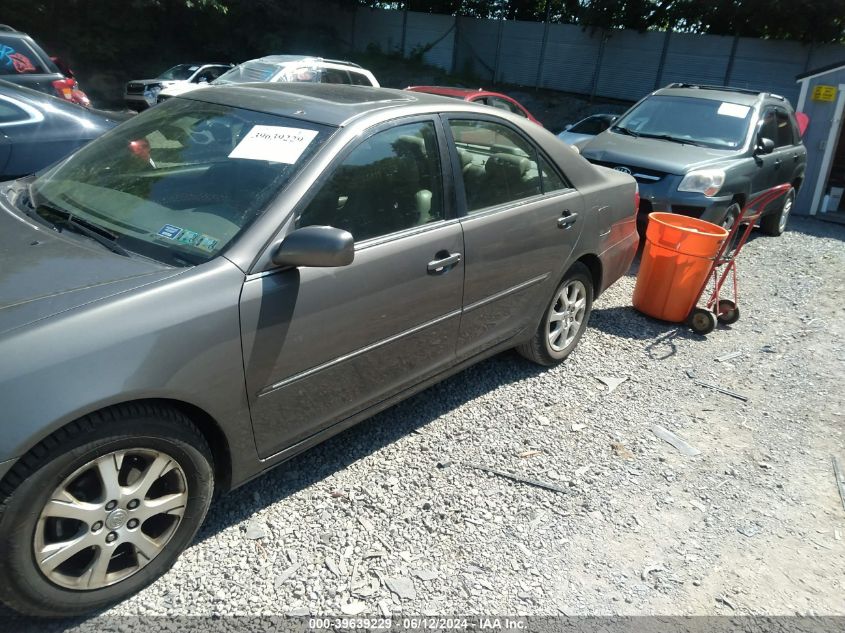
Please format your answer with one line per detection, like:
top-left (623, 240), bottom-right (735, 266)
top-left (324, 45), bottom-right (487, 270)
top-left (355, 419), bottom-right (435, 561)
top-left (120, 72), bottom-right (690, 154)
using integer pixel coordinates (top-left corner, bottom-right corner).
top-left (0, 25), bottom-right (90, 105)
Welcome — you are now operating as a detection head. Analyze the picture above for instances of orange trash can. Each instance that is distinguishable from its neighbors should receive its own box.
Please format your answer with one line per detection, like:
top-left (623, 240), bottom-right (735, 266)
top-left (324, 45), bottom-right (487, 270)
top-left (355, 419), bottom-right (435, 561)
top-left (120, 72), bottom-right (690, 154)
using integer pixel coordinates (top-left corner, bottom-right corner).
top-left (633, 213), bottom-right (729, 323)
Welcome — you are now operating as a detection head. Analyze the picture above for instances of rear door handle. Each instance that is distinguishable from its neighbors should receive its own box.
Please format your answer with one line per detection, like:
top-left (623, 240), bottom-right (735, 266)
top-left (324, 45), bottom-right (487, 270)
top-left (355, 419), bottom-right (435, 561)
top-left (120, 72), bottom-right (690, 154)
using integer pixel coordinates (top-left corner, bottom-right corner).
top-left (558, 211), bottom-right (578, 229)
top-left (427, 251), bottom-right (462, 274)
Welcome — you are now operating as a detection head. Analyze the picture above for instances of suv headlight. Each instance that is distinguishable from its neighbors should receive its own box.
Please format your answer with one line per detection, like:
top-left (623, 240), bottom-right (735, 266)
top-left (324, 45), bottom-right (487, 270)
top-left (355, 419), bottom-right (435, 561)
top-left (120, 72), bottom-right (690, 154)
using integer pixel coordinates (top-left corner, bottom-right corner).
top-left (678, 169), bottom-right (725, 197)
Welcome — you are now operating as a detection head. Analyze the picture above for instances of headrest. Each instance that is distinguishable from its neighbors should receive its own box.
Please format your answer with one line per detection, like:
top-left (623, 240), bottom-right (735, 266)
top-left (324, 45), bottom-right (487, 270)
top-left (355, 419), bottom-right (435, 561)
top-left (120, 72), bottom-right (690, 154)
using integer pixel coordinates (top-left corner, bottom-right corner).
top-left (485, 153), bottom-right (529, 179)
top-left (394, 135), bottom-right (427, 158)
top-left (456, 148), bottom-right (472, 168)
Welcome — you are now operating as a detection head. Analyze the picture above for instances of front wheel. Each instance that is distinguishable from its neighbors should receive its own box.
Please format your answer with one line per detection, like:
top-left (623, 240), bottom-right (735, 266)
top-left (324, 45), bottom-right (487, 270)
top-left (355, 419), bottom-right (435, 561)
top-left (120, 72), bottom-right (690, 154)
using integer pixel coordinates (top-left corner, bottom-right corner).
top-left (0, 404), bottom-right (214, 617)
top-left (759, 187), bottom-right (794, 236)
top-left (518, 263), bottom-right (594, 366)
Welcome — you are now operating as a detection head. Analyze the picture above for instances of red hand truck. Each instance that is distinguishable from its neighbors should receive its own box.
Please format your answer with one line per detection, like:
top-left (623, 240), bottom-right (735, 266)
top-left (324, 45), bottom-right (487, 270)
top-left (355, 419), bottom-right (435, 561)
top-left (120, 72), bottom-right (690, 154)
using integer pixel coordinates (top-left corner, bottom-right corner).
top-left (687, 183), bottom-right (792, 334)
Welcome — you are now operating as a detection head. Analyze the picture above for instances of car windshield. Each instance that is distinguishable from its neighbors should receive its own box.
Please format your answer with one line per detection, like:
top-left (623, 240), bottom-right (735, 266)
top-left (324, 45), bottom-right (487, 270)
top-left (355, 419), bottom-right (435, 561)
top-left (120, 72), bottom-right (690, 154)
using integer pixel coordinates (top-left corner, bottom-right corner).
top-left (611, 95), bottom-right (754, 149)
top-left (214, 60), bottom-right (322, 85)
top-left (157, 64), bottom-right (200, 81)
top-left (29, 98), bottom-right (334, 266)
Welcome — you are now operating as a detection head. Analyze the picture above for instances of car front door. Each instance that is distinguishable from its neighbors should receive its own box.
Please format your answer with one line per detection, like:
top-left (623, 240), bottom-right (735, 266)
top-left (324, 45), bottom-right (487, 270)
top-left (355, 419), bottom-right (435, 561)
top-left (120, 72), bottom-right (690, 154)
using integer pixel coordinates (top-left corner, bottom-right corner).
top-left (241, 117), bottom-right (464, 459)
top-left (752, 106), bottom-right (782, 196)
top-left (445, 116), bottom-right (585, 360)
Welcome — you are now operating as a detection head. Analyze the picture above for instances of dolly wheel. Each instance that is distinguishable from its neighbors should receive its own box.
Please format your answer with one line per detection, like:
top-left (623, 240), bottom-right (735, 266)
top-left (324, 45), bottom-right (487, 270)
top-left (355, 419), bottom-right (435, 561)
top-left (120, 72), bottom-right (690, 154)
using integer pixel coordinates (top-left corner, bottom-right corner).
top-left (717, 299), bottom-right (740, 325)
top-left (689, 308), bottom-right (717, 335)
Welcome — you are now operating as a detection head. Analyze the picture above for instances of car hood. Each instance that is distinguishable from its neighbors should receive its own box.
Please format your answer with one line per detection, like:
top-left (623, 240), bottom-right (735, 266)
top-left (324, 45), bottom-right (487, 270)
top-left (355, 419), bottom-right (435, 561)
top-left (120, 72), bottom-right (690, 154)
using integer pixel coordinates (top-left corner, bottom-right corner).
top-left (580, 131), bottom-right (738, 175)
top-left (0, 199), bottom-right (183, 336)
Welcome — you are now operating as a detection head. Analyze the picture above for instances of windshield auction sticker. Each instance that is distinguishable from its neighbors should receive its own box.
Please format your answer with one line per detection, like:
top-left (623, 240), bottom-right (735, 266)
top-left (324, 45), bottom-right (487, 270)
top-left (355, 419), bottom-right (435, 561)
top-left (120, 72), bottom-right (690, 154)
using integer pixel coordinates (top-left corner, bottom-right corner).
top-left (229, 126), bottom-right (319, 164)
top-left (717, 102), bottom-right (750, 118)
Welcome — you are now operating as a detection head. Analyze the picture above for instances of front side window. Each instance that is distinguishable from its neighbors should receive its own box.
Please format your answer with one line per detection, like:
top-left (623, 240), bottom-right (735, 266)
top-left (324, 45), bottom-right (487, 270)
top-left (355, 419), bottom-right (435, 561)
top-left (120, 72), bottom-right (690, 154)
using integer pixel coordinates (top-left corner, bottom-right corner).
top-left (29, 99), bottom-right (333, 266)
top-left (449, 119), bottom-right (541, 212)
top-left (775, 108), bottom-right (796, 147)
top-left (297, 121), bottom-right (444, 242)
top-left (758, 107), bottom-right (778, 144)
top-left (612, 95), bottom-right (753, 150)
top-left (488, 96), bottom-right (525, 117)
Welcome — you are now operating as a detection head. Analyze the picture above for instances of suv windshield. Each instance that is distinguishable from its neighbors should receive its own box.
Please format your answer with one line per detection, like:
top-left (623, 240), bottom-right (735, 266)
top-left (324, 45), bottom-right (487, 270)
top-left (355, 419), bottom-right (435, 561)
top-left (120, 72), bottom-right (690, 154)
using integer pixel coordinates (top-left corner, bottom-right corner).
top-left (158, 64), bottom-right (199, 81)
top-left (612, 95), bottom-right (754, 150)
top-left (29, 98), bottom-right (334, 266)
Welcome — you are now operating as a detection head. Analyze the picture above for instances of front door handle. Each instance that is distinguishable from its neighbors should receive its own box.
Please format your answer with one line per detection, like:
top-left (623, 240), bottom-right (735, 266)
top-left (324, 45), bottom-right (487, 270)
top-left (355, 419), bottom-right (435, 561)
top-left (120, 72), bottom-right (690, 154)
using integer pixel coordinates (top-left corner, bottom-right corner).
top-left (558, 211), bottom-right (578, 229)
top-left (427, 251), bottom-right (462, 274)
top-left (774, 158), bottom-right (782, 168)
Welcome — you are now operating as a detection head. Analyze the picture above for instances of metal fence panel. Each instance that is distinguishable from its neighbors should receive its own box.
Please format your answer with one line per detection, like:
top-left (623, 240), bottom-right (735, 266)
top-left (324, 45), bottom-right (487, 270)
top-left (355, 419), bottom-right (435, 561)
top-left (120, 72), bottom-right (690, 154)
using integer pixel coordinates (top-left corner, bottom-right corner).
top-left (497, 20), bottom-right (544, 86)
top-left (596, 29), bottom-right (665, 100)
top-left (353, 8), bottom-right (405, 54)
top-left (660, 32), bottom-right (734, 89)
top-left (541, 24), bottom-right (602, 94)
top-left (730, 38), bottom-right (807, 105)
top-left (456, 16), bottom-right (500, 80)
top-left (404, 12), bottom-right (455, 70)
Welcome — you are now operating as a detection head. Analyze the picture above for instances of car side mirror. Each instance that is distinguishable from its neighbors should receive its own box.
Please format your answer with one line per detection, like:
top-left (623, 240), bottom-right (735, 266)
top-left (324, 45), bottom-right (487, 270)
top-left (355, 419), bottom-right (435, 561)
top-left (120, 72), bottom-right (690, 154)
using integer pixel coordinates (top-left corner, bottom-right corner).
top-left (272, 226), bottom-right (354, 268)
top-left (756, 136), bottom-right (775, 155)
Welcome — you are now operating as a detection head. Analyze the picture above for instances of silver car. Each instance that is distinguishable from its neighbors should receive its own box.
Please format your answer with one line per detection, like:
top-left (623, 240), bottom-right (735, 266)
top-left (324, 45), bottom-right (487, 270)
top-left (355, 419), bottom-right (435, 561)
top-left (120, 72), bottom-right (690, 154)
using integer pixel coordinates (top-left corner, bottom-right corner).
top-left (0, 83), bottom-right (638, 616)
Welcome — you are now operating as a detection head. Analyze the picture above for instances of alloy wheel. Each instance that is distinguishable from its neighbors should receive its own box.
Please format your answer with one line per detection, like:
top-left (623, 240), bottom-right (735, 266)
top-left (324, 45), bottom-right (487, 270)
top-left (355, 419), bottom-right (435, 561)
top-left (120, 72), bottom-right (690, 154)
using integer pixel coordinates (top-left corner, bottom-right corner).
top-left (33, 449), bottom-right (188, 590)
top-left (548, 280), bottom-right (587, 352)
top-left (779, 192), bottom-right (793, 233)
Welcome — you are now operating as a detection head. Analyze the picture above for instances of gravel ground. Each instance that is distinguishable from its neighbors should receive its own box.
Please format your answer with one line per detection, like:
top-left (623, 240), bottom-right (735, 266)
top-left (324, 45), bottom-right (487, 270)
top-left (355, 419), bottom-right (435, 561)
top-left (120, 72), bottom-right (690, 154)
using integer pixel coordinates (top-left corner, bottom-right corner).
top-left (4, 216), bottom-right (845, 628)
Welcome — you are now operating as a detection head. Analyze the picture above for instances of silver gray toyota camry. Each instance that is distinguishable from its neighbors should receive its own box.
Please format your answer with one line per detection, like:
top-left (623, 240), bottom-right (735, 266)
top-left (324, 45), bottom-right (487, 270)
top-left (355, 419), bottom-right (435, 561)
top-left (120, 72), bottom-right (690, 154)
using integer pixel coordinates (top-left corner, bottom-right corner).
top-left (0, 83), bottom-right (638, 616)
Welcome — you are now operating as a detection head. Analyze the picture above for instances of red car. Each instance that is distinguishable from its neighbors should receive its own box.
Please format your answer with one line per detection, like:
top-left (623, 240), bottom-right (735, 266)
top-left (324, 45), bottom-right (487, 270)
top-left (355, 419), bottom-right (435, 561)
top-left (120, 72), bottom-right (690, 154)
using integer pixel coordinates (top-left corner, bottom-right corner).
top-left (406, 85), bottom-right (541, 125)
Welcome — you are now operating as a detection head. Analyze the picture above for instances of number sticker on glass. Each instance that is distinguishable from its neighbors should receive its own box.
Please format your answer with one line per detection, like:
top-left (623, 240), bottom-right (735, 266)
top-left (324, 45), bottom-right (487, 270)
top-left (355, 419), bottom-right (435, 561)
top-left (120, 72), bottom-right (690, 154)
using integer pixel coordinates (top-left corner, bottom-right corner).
top-left (229, 125), bottom-right (319, 164)
top-left (717, 103), bottom-right (750, 118)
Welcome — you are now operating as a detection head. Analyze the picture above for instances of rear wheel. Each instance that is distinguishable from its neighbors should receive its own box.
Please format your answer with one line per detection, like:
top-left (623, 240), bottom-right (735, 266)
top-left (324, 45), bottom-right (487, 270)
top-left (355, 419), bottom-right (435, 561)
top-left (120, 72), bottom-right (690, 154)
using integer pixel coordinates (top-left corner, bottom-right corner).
top-left (760, 187), bottom-right (794, 236)
top-left (517, 263), bottom-right (593, 366)
top-left (0, 404), bottom-right (214, 617)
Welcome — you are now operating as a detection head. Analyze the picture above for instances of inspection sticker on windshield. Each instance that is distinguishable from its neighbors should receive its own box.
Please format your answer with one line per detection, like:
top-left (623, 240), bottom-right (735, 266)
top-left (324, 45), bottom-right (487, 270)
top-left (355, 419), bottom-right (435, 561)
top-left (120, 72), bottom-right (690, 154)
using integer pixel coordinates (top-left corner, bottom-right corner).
top-left (157, 224), bottom-right (183, 239)
top-left (229, 126), bottom-right (319, 164)
top-left (718, 103), bottom-right (751, 118)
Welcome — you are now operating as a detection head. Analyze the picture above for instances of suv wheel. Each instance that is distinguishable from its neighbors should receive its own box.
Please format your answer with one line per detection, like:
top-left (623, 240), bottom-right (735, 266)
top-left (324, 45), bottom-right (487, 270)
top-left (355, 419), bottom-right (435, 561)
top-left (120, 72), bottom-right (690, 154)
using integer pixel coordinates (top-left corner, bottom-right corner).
top-left (517, 263), bottom-right (593, 366)
top-left (760, 187), bottom-right (794, 236)
top-left (0, 404), bottom-right (214, 617)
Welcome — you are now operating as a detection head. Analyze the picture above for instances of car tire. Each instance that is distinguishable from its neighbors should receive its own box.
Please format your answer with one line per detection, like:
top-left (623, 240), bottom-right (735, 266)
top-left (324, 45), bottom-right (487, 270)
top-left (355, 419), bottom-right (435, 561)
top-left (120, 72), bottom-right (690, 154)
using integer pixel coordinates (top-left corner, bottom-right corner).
top-left (517, 263), bottom-right (593, 367)
top-left (720, 203), bottom-right (741, 232)
top-left (0, 403), bottom-right (214, 617)
top-left (759, 187), bottom-right (794, 236)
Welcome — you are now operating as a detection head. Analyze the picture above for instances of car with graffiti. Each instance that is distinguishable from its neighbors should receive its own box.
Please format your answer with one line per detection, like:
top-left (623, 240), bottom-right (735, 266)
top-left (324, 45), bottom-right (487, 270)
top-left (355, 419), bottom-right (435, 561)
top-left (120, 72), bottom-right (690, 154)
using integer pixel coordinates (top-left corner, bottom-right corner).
top-left (0, 25), bottom-right (90, 107)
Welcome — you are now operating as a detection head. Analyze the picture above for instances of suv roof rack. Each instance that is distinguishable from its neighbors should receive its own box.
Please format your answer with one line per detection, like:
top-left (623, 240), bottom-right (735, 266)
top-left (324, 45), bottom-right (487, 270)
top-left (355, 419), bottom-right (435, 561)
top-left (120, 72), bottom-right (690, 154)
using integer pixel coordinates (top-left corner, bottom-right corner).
top-left (665, 83), bottom-right (781, 99)
top-left (323, 58), bottom-right (362, 69)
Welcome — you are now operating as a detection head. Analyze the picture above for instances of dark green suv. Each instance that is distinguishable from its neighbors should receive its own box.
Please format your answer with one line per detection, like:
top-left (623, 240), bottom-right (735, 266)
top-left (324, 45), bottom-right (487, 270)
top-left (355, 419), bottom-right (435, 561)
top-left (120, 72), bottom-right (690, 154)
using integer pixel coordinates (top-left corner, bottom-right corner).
top-left (580, 83), bottom-right (806, 235)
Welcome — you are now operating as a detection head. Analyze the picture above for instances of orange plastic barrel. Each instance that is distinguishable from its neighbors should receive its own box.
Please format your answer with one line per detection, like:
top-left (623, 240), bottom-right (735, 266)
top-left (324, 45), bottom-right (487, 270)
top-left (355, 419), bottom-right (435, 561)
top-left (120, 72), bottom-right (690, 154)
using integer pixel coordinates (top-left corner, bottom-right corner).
top-left (633, 213), bottom-right (729, 323)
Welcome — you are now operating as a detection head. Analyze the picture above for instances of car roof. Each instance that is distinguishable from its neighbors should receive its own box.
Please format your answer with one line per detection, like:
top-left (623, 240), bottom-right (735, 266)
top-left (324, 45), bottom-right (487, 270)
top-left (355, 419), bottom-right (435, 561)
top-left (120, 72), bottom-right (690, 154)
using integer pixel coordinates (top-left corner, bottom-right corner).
top-left (407, 86), bottom-right (498, 99)
top-left (181, 82), bottom-right (496, 127)
top-left (653, 84), bottom-right (765, 106)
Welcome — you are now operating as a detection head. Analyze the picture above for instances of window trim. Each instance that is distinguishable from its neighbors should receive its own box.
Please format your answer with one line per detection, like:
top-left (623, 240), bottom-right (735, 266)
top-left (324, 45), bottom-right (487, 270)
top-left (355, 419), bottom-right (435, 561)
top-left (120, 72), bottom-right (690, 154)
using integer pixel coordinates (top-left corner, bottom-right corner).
top-left (288, 114), bottom-right (457, 252)
top-left (440, 112), bottom-right (574, 219)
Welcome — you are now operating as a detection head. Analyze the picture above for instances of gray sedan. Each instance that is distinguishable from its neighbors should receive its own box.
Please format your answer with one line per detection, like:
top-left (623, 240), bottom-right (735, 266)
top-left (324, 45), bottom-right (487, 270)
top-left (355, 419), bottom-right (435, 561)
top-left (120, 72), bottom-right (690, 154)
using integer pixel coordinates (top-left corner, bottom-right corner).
top-left (0, 83), bottom-right (638, 616)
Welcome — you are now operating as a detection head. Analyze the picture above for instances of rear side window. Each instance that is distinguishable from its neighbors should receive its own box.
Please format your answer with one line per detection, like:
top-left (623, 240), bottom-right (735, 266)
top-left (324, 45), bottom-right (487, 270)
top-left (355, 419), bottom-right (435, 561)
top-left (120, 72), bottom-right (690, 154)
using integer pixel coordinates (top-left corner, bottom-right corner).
top-left (349, 71), bottom-right (372, 86)
top-left (297, 121), bottom-right (444, 242)
top-left (322, 68), bottom-right (351, 85)
top-left (0, 99), bottom-right (29, 124)
top-left (449, 119), bottom-right (541, 212)
top-left (539, 156), bottom-right (567, 193)
top-left (0, 37), bottom-right (48, 75)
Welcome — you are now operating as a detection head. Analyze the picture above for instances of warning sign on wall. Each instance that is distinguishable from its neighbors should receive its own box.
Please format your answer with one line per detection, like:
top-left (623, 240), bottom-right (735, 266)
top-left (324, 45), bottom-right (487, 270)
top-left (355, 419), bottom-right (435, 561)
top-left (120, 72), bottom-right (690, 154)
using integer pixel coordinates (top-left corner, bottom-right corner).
top-left (812, 85), bottom-right (838, 102)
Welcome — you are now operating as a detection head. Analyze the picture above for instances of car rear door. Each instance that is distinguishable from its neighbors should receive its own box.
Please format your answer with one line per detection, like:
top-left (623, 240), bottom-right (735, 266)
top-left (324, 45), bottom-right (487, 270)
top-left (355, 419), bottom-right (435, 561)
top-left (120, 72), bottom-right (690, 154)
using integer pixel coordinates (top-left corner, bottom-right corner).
top-left (444, 115), bottom-right (584, 361)
top-left (241, 116), bottom-right (464, 459)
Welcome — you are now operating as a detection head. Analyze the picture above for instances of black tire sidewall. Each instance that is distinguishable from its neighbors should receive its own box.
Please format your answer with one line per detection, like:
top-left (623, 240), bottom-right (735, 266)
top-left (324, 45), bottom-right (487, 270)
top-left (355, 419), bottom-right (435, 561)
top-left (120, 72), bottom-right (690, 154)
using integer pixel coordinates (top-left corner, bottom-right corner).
top-left (541, 267), bottom-right (594, 362)
top-left (0, 414), bottom-right (214, 617)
